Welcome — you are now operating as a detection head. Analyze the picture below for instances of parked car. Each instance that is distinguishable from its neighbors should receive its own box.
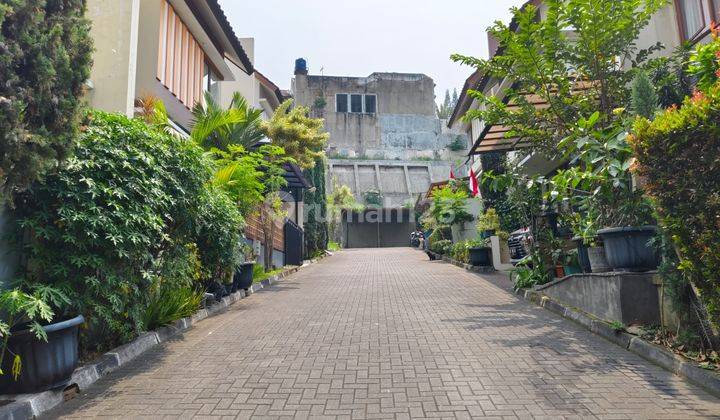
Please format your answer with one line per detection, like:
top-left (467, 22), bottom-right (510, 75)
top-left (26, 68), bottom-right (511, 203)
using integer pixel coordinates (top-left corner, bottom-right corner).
top-left (508, 228), bottom-right (531, 261)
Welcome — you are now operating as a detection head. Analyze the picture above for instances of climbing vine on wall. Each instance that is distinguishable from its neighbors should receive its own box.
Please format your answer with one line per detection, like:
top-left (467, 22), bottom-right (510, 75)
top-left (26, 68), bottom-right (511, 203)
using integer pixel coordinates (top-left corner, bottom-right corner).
top-left (303, 157), bottom-right (328, 258)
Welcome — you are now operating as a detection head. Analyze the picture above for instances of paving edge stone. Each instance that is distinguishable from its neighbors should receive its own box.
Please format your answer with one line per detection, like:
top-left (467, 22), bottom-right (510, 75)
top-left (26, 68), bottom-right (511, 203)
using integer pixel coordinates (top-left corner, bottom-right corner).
top-left (448, 260), bottom-right (720, 399)
top-left (523, 288), bottom-right (720, 398)
top-left (0, 257), bottom-right (327, 419)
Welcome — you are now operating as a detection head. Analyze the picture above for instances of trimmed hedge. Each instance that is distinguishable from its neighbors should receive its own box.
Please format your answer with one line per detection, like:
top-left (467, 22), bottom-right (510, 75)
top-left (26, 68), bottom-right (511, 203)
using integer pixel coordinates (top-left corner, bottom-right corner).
top-left (15, 112), bottom-right (243, 353)
top-left (630, 86), bottom-right (720, 329)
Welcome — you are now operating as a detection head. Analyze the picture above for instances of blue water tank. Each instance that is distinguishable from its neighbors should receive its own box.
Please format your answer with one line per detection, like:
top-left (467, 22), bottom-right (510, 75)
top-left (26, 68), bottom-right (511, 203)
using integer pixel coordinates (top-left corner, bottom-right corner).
top-left (295, 58), bottom-right (308, 75)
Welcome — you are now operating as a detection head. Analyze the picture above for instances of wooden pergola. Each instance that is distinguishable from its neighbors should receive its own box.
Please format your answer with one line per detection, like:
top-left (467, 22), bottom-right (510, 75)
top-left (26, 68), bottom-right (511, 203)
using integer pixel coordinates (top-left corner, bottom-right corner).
top-left (469, 81), bottom-right (595, 155)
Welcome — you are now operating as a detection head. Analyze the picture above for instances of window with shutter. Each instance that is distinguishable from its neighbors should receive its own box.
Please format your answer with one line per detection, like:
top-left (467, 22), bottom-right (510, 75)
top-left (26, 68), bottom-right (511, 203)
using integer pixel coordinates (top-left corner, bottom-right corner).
top-left (157, 0), bottom-right (206, 107)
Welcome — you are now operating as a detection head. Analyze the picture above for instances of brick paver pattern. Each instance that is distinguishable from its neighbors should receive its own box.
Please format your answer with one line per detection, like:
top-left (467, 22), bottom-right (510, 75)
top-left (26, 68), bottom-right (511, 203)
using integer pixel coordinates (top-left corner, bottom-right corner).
top-left (47, 248), bottom-right (720, 419)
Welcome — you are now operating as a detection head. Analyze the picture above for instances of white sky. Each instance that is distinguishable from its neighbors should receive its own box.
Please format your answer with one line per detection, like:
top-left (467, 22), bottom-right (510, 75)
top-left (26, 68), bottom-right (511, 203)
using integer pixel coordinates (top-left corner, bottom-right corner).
top-left (219, 0), bottom-right (526, 104)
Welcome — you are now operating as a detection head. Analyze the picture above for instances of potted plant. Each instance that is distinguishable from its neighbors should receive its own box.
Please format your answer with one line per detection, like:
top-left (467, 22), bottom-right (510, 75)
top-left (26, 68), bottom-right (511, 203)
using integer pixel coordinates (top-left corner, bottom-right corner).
top-left (563, 118), bottom-right (658, 272)
top-left (468, 238), bottom-right (492, 267)
top-left (0, 287), bottom-right (84, 394)
top-left (598, 225), bottom-right (658, 272)
top-left (562, 249), bottom-right (582, 275)
top-left (233, 243), bottom-right (256, 291)
top-left (549, 237), bottom-right (566, 278)
top-left (595, 192), bottom-right (658, 272)
top-left (476, 208), bottom-right (500, 239)
top-left (568, 212), bottom-right (610, 273)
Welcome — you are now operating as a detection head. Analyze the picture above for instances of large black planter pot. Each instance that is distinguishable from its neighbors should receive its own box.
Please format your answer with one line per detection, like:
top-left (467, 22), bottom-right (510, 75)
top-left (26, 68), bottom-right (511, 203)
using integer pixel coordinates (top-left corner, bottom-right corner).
top-left (571, 236), bottom-right (592, 273)
top-left (233, 262), bottom-right (255, 291)
top-left (468, 247), bottom-right (492, 267)
top-left (598, 226), bottom-right (659, 272)
top-left (479, 230), bottom-right (496, 240)
top-left (0, 315), bottom-right (84, 394)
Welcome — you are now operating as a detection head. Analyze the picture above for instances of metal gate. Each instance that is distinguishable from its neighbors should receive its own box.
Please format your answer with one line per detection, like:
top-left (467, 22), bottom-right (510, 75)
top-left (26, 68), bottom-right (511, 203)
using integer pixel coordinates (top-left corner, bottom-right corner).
top-left (284, 219), bottom-right (304, 266)
top-left (343, 208), bottom-right (415, 248)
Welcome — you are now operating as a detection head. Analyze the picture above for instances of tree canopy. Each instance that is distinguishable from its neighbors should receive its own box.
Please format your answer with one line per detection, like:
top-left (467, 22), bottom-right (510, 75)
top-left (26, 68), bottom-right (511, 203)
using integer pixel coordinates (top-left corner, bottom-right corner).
top-left (0, 0), bottom-right (93, 202)
top-left (451, 0), bottom-right (665, 153)
top-left (261, 100), bottom-right (329, 169)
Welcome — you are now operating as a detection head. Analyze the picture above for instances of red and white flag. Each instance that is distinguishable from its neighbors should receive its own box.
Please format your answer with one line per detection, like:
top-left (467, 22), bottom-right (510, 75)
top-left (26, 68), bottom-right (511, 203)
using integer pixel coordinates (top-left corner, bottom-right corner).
top-left (469, 168), bottom-right (479, 197)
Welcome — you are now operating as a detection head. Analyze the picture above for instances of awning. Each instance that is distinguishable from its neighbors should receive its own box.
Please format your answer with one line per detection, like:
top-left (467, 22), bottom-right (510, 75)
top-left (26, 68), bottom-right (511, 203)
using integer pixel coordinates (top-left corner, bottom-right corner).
top-left (282, 162), bottom-right (311, 189)
top-left (469, 81), bottom-right (595, 155)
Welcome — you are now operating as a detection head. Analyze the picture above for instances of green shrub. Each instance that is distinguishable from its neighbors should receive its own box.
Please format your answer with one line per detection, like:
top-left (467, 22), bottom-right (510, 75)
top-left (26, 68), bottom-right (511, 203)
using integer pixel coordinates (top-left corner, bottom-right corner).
top-left (14, 111), bottom-right (239, 353)
top-left (630, 83), bottom-right (720, 329)
top-left (195, 186), bottom-right (244, 284)
top-left (430, 185), bottom-right (473, 226)
top-left (142, 286), bottom-right (203, 331)
top-left (476, 208), bottom-right (501, 233)
top-left (511, 253), bottom-right (549, 292)
top-left (0, 0), bottom-right (93, 201)
top-left (427, 226), bottom-right (451, 248)
top-left (430, 239), bottom-right (452, 255)
top-left (363, 189), bottom-right (383, 208)
top-left (447, 136), bottom-right (466, 152)
top-left (687, 33), bottom-right (720, 93)
top-left (252, 263), bottom-right (283, 283)
top-left (450, 241), bottom-right (470, 263)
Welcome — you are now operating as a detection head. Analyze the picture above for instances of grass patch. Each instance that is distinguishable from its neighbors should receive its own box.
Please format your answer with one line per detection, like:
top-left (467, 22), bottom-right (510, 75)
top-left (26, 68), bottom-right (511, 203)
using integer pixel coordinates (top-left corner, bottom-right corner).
top-left (253, 264), bottom-right (284, 283)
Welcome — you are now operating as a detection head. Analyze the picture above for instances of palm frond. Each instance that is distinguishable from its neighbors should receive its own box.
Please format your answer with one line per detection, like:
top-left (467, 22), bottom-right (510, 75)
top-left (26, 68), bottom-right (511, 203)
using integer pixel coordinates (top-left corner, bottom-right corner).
top-left (190, 92), bottom-right (266, 150)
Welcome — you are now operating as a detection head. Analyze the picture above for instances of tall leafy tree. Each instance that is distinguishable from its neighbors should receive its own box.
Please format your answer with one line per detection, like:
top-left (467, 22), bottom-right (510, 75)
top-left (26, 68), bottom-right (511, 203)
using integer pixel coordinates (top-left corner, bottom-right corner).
top-left (437, 89), bottom-right (453, 119)
top-left (262, 100), bottom-right (329, 170)
top-left (451, 0), bottom-right (665, 153)
top-left (0, 0), bottom-right (93, 202)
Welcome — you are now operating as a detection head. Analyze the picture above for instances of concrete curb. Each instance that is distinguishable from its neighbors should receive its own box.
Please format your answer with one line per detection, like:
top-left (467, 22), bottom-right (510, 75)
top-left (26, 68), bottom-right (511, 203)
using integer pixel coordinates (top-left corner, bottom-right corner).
top-left (441, 258), bottom-right (720, 398)
top-left (0, 257), bottom-right (327, 419)
top-left (521, 289), bottom-right (720, 397)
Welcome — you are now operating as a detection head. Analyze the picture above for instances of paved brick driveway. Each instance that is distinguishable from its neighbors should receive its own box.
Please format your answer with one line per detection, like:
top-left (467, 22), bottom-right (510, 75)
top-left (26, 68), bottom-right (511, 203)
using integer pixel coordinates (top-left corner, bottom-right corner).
top-left (47, 248), bottom-right (720, 419)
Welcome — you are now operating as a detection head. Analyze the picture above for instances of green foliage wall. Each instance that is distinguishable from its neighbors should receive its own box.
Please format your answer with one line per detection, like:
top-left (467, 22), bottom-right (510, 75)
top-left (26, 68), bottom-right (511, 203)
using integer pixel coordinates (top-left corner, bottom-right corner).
top-left (631, 86), bottom-right (720, 330)
top-left (14, 112), bottom-right (243, 352)
top-left (303, 157), bottom-right (328, 258)
top-left (0, 0), bottom-right (93, 201)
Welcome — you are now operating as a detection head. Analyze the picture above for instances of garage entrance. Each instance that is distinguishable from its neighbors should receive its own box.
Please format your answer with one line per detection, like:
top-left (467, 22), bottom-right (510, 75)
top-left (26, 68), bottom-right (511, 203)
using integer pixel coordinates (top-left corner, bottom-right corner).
top-left (342, 208), bottom-right (416, 248)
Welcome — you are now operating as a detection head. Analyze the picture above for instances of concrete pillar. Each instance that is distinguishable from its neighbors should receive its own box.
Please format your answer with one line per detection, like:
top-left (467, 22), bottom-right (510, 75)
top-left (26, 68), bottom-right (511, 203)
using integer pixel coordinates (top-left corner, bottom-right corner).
top-left (374, 164), bottom-right (383, 207)
top-left (374, 164), bottom-right (381, 191)
top-left (403, 165), bottom-right (412, 195)
top-left (86, 0), bottom-right (141, 117)
top-left (491, 236), bottom-right (514, 272)
top-left (353, 164), bottom-right (360, 196)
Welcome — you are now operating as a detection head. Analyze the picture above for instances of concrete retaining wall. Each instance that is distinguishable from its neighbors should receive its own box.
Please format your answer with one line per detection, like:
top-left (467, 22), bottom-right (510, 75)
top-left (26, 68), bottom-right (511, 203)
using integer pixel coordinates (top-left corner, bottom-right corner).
top-left (535, 272), bottom-right (661, 325)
